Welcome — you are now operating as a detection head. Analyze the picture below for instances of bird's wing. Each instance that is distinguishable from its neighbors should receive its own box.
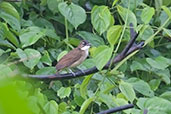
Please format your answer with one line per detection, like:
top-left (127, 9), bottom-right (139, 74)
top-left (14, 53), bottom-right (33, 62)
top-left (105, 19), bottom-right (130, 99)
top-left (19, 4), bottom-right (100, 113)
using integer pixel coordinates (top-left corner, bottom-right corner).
top-left (56, 48), bottom-right (82, 71)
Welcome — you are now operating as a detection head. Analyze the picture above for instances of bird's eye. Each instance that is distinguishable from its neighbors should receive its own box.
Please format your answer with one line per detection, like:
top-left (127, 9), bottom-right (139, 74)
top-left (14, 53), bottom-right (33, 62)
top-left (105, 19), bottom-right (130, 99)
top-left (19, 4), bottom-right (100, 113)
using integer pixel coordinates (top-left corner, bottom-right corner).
top-left (82, 41), bottom-right (86, 45)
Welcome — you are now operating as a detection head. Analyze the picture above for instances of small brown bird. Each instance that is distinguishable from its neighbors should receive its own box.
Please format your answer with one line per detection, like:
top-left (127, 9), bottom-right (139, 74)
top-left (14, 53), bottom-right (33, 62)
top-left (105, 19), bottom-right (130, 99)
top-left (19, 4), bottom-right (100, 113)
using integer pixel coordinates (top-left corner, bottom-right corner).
top-left (56, 40), bottom-right (90, 75)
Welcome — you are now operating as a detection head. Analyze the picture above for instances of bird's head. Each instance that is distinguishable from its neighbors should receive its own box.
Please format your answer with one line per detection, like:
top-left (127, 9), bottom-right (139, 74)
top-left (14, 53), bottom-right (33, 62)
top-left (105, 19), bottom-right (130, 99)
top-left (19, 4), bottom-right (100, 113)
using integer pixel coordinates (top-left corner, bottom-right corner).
top-left (78, 40), bottom-right (91, 50)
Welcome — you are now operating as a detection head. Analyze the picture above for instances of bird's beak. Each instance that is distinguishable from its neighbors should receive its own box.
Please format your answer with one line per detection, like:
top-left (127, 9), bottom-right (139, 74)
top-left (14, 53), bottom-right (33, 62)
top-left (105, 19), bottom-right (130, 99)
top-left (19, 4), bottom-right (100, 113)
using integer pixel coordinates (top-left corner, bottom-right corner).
top-left (87, 42), bottom-right (91, 46)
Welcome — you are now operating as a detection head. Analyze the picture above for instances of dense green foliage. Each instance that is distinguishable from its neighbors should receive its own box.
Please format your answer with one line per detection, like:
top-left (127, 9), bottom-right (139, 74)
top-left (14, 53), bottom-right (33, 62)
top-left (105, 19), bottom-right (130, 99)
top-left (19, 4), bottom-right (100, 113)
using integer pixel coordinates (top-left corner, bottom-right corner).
top-left (0, 0), bottom-right (171, 114)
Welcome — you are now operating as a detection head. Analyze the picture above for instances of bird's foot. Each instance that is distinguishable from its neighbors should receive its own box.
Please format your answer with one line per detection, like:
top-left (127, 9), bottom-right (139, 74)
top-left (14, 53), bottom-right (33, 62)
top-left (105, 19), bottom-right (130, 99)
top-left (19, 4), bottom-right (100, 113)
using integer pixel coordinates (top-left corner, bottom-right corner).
top-left (69, 69), bottom-right (76, 77)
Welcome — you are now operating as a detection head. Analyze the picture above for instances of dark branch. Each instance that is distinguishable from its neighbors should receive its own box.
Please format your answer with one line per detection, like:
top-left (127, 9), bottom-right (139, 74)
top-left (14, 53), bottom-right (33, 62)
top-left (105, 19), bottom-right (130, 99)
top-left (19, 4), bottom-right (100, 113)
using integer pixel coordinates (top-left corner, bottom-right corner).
top-left (23, 24), bottom-right (144, 80)
top-left (96, 104), bottom-right (134, 114)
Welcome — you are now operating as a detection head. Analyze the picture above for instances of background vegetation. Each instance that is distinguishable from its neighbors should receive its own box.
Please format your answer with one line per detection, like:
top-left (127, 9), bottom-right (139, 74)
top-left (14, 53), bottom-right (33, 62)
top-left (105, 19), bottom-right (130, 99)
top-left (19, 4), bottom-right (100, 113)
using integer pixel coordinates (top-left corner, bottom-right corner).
top-left (0, 0), bottom-right (171, 114)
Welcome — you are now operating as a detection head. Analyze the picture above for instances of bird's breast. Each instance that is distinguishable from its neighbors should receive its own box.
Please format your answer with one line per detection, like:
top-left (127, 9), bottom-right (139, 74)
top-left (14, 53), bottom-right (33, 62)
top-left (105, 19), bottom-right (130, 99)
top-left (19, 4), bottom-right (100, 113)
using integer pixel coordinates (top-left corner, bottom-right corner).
top-left (70, 50), bottom-right (89, 67)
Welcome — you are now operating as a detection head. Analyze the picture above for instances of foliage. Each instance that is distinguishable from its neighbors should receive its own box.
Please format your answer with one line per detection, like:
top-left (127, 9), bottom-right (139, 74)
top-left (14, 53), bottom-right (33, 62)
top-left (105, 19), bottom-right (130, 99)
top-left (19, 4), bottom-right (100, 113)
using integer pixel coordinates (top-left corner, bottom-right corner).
top-left (0, 0), bottom-right (171, 114)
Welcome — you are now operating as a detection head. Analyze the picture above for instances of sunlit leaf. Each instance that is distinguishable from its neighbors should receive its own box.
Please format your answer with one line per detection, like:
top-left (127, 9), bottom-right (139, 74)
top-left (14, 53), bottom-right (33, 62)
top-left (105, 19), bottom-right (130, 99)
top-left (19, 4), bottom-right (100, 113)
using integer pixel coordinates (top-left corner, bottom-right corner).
top-left (107, 25), bottom-right (122, 45)
top-left (0, 11), bottom-right (20, 31)
top-left (91, 5), bottom-right (112, 35)
top-left (93, 45), bottom-right (113, 70)
top-left (58, 2), bottom-right (87, 29)
top-left (141, 6), bottom-right (155, 24)
top-left (117, 5), bottom-right (137, 26)
top-left (80, 75), bottom-right (93, 99)
top-left (79, 97), bottom-right (94, 114)
top-left (57, 87), bottom-right (71, 99)
top-left (0, 2), bottom-right (20, 20)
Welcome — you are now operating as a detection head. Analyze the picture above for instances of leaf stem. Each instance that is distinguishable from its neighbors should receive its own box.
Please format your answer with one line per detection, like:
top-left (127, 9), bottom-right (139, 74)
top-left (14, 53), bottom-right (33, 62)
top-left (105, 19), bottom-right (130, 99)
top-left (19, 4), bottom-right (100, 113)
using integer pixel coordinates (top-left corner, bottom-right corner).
top-left (65, 18), bottom-right (69, 49)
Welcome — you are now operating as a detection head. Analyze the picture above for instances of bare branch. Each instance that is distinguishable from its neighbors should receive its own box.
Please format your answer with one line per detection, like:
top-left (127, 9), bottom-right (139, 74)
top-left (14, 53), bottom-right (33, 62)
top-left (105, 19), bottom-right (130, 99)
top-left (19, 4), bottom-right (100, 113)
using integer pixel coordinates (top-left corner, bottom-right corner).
top-left (96, 104), bottom-right (134, 114)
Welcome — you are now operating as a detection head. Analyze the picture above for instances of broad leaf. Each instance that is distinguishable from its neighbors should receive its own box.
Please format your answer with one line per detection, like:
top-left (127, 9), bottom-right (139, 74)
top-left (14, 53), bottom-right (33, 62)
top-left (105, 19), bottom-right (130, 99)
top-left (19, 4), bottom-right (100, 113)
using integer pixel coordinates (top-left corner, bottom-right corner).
top-left (160, 91), bottom-right (171, 102)
top-left (117, 5), bottom-right (137, 27)
top-left (0, 2), bottom-right (20, 20)
top-left (119, 81), bottom-right (136, 103)
top-left (44, 100), bottom-right (58, 114)
top-left (80, 75), bottom-right (93, 99)
top-left (0, 11), bottom-right (20, 31)
top-left (93, 45), bottom-right (113, 70)
top-left (19, 26), bottom-right (45, 48)
top-left (41, 51), bottom-right (52, 66)
top-left (58, 2), bottom-right (87, 29)
top-left (162, 6), bottom-right (171, 19)
top-left (141, 6), bottom-right (155, 24)
top-left (79, 97), bottom-right (94, 114)
top-left (107, 25), bottom-right (122, 45)
top-left (91, 5), bottom-right (112, 35)
top-left (16, 48), bottom-right (41, 69)
top-left (57, 87), bottom-right (71, 99)
top-left (127, 78), bottom-right (154, 97)
top-left (146, 56), bottom-right (171, 70)
top-left (144, 97), bottom-right (171, 114)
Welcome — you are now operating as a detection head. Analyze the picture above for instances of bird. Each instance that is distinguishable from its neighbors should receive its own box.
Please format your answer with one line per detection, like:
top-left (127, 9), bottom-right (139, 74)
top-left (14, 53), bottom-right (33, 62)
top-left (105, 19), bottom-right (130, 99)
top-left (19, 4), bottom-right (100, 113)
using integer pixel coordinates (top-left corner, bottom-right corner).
top-left (56, 40), bottom-right (91, 76)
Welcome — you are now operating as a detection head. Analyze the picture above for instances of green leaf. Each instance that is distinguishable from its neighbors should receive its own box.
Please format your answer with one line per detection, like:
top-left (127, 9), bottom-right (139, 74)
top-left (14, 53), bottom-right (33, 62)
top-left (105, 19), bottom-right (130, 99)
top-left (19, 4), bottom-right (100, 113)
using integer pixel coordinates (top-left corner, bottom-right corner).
top-left (45, 29), bottom-right (60, 41)
top-left (117, 5), bottom-right (137, 26)
top-left (119, 81), bottom-right (136, 103)
top-left (0, 22), bottom-right (8, 39)
top-left (58, 102), bottom-right (67, 114)
top-left (0, 39), bottom-right (16, 49)
top-left (80, 75), bottom-right (93, 99)
top-left (0, 49), bottom-right (5, 56)
top-left (127, 78), bottom-right (154, 97)
top-left (0, 2), bottom-right (20, 20)
top-left (74, 88), bottom-right (84, 106)
top-left (93, 45), bottom-right (113, 70)
top-left (16, 48), bottom-right (41, 69)
top-left (161, 6), bottom-right (171, 19)
top-left (76, 31), bottom-right (105, 47)
top-left (112, 0), bottom-right (119, 7)
top-left (154, 69), bottom-right (170, 85)
top-left (160, 91), bottom-right (171, 102)
top-left (58, 2), bottom-right (87, 29)
top-left (6, 29), bottom-right (19, 47)
top-left (121, 0), bottom-right (143, 10)
top-left (41, 51), bottom-right (52, 66)
top-left (44, 100), bottom-right (58, 114)
top-left (163, 28), bottom-right (171, 37)
top-left (107, 25), bottom-right (122, 45)
top-left (144, 97), bottom-right (171, 114)
top-left (57, 87), bottom-right (71, 99)
top-left (99, 93), bottom-right (116, 108)
top-left (0, 11), bottom-right (20, 31)
top-left (79, 97), bottom-right (94, 114)
top-left (91, 5), bottom-right (112, 35)
top-left (141, 6), bottom-right (155, 24)
top-left (47, 0), bottom-right (61, 13)
top-left (146, 56), bottom-right (171, 70)
top-left (19, 26), bottom-right (45, 48)
top-left (149, 79), bottom-right (161, 91)
top-left (57, 51), bottom-right (68, 61)
top-left (0, 64), bottom-right (13, 78)
top-left (130, 61), bottom-right (147, 72)
top-left (36, 67), bottom-right (56, 75)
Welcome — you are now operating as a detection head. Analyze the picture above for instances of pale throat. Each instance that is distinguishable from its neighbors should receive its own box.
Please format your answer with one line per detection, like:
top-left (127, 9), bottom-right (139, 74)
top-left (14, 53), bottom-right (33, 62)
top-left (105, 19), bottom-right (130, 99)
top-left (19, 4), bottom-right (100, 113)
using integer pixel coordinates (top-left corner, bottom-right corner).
top-left (81, 45), bottom-right (90, 56)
